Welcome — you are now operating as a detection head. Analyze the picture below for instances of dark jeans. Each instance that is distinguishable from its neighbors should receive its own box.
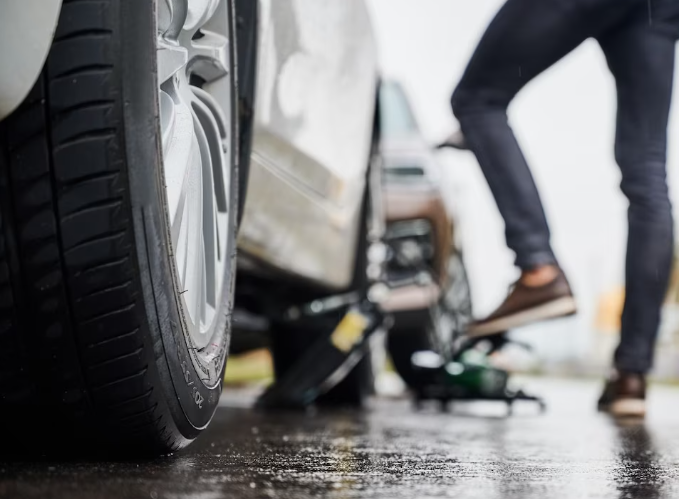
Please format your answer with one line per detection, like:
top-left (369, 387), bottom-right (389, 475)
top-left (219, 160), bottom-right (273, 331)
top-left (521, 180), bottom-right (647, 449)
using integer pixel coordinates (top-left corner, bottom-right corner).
top-left (452, 0), bottom-right (679, 373)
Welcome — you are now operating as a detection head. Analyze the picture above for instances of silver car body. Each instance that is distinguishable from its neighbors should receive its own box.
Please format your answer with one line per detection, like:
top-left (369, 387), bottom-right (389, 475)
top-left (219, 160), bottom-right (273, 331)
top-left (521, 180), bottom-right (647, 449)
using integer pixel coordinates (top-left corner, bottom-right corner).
top-left (238, 0), bottom-right (378, 290)
top-left (0, 0), bottom-right (63, 120)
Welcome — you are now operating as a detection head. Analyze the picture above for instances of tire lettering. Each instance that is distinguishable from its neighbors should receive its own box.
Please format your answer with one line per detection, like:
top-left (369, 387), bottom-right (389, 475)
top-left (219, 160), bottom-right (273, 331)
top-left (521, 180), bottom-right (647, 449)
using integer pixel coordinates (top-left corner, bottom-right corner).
top-left (179, 355), bottom-right (203, 409)
top-left (193, 388), bottom-right (204, 409)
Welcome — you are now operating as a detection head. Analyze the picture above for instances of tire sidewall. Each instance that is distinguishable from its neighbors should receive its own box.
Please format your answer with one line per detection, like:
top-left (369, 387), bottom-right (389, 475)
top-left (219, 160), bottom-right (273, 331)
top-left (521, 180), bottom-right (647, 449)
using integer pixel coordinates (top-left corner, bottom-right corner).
top-left (121, 0), bottom-right (238, 436)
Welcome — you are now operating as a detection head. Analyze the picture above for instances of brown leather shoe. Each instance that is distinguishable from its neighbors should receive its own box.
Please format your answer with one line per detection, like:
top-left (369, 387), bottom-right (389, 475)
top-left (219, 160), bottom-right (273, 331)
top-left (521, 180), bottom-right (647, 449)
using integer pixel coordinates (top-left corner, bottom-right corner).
top-left (598, 371), bottom-right (646, 418)
top-left (466, 269), bottom-right (576, 338)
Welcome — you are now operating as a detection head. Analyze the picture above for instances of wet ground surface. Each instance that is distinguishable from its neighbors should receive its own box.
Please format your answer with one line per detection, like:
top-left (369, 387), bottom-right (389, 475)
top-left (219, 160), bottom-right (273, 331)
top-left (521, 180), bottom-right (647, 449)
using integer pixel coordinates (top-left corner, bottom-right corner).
top-left (2, 377), bottom-right (679, 499)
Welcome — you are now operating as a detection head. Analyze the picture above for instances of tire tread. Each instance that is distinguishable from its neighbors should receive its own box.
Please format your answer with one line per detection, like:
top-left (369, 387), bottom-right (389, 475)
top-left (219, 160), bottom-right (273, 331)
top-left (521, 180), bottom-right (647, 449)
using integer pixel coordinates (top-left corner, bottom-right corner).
top-left (0, 0), bottom-right (178, 452)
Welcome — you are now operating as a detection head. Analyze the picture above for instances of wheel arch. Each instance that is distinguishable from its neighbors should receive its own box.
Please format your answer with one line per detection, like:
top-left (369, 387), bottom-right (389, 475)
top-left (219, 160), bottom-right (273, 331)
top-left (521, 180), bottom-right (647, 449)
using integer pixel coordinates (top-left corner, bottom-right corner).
top-left (234, 0), bottom-right (259, 226)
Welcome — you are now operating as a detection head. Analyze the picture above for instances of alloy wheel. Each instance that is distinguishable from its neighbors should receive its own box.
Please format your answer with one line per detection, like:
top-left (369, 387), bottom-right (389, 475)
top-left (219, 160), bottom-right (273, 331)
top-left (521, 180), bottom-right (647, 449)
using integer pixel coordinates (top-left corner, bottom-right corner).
top-left (156, 0), bottom-right (235, 362)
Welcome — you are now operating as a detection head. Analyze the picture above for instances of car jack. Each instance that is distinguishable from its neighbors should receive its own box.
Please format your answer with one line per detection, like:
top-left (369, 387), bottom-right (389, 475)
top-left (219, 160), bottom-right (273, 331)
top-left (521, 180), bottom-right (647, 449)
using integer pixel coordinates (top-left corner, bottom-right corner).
top-left (256, 286), bottom-right (390, 410)
top-left (410, 333), bottom-right (546, 415)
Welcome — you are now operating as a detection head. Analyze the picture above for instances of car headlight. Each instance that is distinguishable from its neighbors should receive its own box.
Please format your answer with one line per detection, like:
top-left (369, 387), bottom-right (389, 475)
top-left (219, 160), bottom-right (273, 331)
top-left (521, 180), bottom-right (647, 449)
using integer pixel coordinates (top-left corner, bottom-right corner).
top-left (385, 219), bottom-right (435, 274)
top-left (395, 239), bottom-right (425, 266)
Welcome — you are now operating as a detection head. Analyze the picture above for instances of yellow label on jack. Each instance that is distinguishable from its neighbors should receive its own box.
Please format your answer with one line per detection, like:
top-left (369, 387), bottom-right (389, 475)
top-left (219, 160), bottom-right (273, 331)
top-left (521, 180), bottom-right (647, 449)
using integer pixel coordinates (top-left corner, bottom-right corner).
top-left (331, 310), bottom-right (369, 353)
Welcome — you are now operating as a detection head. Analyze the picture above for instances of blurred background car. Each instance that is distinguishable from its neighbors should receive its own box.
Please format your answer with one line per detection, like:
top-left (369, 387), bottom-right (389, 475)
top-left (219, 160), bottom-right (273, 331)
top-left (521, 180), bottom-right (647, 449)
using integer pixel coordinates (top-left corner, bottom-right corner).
top-left (0, 0), bottom-right (379, 454)
top-left (378, 81), bottom-right (473, 389)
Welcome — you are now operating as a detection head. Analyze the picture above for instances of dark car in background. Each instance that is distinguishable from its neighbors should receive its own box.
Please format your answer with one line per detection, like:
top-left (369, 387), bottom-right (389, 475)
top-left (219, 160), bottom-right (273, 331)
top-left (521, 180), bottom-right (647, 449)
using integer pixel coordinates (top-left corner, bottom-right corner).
top-left (378, 81), bottom-right (473, 388)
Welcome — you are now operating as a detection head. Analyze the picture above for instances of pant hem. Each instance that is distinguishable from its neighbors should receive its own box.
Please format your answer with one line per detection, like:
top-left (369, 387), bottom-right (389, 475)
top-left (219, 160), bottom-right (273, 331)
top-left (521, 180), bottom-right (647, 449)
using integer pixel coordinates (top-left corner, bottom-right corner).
top-left (515, 251), bottom-right (558, 271)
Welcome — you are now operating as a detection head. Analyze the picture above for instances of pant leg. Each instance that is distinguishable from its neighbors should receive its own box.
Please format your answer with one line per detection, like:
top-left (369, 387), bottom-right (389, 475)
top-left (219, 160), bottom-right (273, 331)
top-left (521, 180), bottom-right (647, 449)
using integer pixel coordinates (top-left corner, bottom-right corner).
top-left (597, 8), bottom-right (678, 374)
top-left (452, 0), bottom-right (634, 269)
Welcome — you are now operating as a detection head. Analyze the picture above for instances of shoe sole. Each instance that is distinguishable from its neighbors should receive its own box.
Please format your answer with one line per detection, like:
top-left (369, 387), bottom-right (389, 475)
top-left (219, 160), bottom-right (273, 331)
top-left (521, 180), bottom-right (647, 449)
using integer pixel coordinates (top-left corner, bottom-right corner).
top-left (466, 296), bottom-right (577, 338)
top-left (600, 399), bottom-right (646, 418)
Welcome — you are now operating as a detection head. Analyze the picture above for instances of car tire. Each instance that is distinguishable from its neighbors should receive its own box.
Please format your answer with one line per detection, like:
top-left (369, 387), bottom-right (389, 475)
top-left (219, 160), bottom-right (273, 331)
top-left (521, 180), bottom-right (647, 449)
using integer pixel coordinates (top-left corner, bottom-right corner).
top-left (387, 252), bottom-right (473, 389)
top-left (0, 0), bottom-right (239, 455)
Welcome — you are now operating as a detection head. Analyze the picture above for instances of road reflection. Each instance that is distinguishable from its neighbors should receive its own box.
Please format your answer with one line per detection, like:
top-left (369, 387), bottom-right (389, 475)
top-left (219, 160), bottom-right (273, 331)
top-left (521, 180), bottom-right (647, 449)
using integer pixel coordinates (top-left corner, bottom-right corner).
top-left (1, 380), bottom-right (679, 499)
top-left (613, 421), bottom-right (664, 499)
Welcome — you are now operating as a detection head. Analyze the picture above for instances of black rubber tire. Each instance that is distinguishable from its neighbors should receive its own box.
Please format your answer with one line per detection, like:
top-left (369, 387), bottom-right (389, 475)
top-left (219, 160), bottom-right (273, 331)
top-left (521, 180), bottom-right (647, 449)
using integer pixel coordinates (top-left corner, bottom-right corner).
top-left (387, 322), bottom-right (431, 389)
top-left (387, 253), bottom-right (473, 389)
top-left (0, 0), bottom-right (239, 455)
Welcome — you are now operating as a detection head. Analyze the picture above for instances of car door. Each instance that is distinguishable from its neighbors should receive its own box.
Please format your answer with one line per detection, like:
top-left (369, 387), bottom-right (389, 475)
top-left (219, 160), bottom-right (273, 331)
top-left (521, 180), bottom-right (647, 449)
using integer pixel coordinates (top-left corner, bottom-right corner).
top-left (238, 0), bottom-right (378, 290)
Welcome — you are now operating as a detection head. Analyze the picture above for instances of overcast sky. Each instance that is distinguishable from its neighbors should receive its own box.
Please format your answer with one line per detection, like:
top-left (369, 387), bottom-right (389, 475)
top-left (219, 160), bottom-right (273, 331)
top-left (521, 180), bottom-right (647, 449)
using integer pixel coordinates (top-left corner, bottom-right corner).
top-left (367, 0), bottom-right (679, 368)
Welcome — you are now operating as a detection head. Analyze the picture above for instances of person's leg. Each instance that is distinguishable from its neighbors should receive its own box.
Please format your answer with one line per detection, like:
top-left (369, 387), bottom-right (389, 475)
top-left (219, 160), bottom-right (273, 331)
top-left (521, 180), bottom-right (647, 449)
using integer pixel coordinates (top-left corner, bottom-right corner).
top-left (598, 9), bottom-right (677, 376)
top-left (452, 0), bottom-right (639, 270)
top-left (451, 0), bottom-right (641, 336)
top-left (452, 0), bottom-right (596, 270)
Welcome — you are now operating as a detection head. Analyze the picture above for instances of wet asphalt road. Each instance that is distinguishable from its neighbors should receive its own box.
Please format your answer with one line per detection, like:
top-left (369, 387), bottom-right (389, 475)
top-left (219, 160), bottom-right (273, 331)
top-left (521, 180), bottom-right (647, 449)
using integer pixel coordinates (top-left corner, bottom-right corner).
top-left (2, 377), bottom-right (679, 499)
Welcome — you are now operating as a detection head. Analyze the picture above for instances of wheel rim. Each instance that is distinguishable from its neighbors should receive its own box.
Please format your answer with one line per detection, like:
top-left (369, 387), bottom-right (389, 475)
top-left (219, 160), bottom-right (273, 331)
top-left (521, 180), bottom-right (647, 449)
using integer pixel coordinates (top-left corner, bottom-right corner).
top-left (156, 0), bottom-right (234, 351)
top-left (427, 254), bottom-right (473, 360)
top-left (444, 253), bottom-right (473, 334)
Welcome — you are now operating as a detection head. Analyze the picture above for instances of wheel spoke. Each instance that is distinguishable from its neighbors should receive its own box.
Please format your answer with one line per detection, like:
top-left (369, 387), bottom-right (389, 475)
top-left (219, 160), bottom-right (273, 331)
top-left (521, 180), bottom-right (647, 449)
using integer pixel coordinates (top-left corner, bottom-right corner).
top-left (191, 101), bottom-right (218, 311)
top-left (191, 88), bottom-right (228, 212)
top-left (191, 86), bottom-right (227, 137)
top-left (176, 199), bottom-right (190, 286)
top-left (183, 133), bottom-right (204, 326)
top-left (197, 233), bottom-right (207, 328)
top-left (157, 42), bottom-right (188, 85)
top-left (159, 91), bottom-right (176, 150)
top-left (185, 0), bottom-right (221, 33)
top-left (159, 0), bottom-right (188, 40)
top-left (171, 183), bottom-right (187, 249)
top-left (189, 30), bottom-right (230, 83)
top-left (215, 211), bottom-right (227, 262)
top-left (161, 82), bottom-right (195, 229)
